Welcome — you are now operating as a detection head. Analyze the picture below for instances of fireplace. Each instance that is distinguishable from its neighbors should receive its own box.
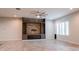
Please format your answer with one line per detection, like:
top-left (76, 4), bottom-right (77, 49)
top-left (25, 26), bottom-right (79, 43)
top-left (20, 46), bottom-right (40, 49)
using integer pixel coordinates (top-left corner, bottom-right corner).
top-left (26, 23), bottom-right (41, 35)
top-left (22, 18), bottom-right (45, 40)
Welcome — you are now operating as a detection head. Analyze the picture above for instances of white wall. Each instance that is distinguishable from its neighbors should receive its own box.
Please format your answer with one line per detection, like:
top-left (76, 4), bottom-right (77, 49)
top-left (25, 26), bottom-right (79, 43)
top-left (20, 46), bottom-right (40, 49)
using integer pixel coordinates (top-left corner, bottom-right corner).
top-left (69, 12), bottom-right (79, 44)
top-left (54, 11), bottom-right (79, 45)
top-left (0, 17), bottom-right (22, 41)
top-left (46, 20), bottom-right (54, 39)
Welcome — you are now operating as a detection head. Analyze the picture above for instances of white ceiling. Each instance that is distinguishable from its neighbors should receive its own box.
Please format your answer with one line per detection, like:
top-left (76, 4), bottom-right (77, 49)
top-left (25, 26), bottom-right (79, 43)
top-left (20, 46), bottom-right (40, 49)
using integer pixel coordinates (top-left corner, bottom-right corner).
top-left (0, 8), bottom-right (79, 20)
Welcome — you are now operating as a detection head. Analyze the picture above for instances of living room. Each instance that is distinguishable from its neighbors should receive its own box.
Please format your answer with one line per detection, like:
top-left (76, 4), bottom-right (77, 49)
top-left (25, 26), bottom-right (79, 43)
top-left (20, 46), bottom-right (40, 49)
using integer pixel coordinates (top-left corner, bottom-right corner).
top-left (0, 8), bottom-right (79, 51)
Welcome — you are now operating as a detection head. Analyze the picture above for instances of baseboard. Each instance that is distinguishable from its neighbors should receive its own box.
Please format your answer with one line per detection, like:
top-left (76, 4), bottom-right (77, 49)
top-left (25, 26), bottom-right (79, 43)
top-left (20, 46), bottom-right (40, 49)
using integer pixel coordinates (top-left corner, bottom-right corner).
top-left (58, 39), bottom-right (79, 45)
top-left (0, 39), bottom-right (22, 41)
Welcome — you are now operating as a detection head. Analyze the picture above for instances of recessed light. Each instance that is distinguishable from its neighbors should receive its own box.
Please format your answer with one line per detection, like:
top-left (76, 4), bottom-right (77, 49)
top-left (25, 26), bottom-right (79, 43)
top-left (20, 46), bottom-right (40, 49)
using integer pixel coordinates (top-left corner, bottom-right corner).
top-left (70, 8), bottom-right (73, 10)
top-left (14, 15), bottom-right (17, 17)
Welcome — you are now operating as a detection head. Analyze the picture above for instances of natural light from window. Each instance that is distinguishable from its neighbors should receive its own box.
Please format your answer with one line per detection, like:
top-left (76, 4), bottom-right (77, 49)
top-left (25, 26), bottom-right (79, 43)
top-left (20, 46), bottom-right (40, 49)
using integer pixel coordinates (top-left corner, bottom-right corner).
top-left (56, 21), bottom-right (69, 36)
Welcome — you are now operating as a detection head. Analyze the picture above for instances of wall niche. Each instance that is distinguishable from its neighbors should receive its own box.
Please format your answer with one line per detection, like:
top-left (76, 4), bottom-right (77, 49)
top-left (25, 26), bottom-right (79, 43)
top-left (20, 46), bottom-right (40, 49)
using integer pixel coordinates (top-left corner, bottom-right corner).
top-left (22, 17), bottom-right (45, 40)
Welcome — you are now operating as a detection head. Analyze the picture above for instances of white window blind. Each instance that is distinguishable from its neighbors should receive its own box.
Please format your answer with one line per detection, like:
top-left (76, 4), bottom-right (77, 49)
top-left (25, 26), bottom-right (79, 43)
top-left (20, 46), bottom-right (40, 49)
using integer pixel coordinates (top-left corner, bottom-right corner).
top-left (56, 21), bottom-right (69, 35)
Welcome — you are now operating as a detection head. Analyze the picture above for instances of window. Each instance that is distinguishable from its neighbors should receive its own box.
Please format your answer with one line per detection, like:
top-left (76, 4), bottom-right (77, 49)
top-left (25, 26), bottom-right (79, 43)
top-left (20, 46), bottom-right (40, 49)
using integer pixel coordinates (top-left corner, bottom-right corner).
top-left (56, 21), bottom-right (69, 35)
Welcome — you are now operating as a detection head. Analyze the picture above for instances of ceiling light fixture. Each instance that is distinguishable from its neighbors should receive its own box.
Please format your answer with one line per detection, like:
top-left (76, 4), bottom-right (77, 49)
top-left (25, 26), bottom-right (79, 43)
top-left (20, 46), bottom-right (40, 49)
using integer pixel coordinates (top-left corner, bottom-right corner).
top-left (36, 15), bottom-right (40, 18)
top-left (31, 10), bottom-right (47, 18)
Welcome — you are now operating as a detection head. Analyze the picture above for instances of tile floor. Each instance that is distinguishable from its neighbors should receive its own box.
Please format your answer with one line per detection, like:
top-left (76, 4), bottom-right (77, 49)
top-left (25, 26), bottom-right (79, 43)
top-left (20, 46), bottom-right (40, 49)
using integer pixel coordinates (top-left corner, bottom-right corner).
top-left (0, 39), bottom-right (79, 51)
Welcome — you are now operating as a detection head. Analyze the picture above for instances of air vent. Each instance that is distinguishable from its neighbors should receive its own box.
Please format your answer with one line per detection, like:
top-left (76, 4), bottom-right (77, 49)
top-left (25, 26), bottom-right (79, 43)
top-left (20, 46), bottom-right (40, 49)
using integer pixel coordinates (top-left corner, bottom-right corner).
top-left (16, 8), bottom-right (21, 10)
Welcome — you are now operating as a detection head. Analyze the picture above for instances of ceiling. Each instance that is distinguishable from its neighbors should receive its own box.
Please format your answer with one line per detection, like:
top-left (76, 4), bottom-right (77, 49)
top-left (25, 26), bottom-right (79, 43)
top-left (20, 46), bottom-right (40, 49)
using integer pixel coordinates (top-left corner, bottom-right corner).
top-left (0, 8), bottom-right (79, 20)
